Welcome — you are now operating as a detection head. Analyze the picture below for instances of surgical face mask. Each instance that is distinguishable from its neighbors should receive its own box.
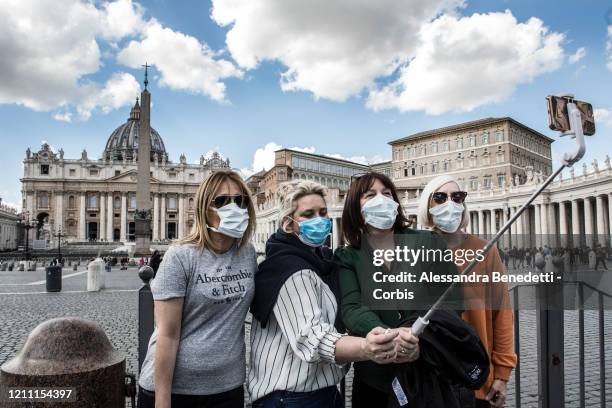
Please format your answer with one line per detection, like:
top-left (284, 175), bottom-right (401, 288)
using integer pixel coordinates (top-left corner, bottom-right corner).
top-left (209, 202), bottom-right (249, 239)
top-left (361, 194), bottom-right (399, 230)
top-left (429, 201), bottom-right (464, 233)
top-left (294, 216), bottom-right (332, 247)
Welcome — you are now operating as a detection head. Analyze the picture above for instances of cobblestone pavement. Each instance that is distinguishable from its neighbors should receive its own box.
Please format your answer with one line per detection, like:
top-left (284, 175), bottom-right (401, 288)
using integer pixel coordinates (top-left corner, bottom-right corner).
top-left (1, 266), bottom-right (611, 407)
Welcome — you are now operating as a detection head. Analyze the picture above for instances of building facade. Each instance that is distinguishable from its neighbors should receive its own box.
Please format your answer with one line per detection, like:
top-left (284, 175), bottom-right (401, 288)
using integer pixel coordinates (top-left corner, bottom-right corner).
top-left (389, 117), bottom-right (553, 198)
top-left (20, 98), bottom-right (231, 247)
top-left (0, 198), bottom-right (19, 251)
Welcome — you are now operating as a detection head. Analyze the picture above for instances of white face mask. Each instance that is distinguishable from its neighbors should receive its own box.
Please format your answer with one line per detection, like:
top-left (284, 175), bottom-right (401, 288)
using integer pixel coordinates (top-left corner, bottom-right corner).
top-left (209, 203), bottom-right (249, 239)
top-left (429, 201), bottom-right (464, 233)
top-left (361, 193), bottom-right (399, 230)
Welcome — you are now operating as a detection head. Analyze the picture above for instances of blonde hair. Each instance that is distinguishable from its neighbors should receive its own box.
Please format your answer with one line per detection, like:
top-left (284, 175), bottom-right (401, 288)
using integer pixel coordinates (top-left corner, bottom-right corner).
top-left (417, 174), bottom-right (469, 230)
top-left (179, 170), bottom-right (255, 250)
top-left (278, 180), bottom-right (327, 232)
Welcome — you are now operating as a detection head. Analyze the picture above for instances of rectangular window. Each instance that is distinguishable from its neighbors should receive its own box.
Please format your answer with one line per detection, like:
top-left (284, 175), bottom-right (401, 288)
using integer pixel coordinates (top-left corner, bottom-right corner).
top-left (498, 175), bottom-right (506, 187)
top-left (168, 172), bottom-right (177, 179)
top-left (483, 177), bottom-right (491, 189)
top-left (470, 179), bottom-right (478, 190)
top-left (168, 196), bottom-right (177, 210)
top-left (456, 138), bottom-right (463, 149)
top-left (40, 165), bottom-right (49, 175)
top-left (469, 136), bottom-right (476, 147)
top-left (69, 169), bottom-right (76, 176)
top-left (482, 132), bottom-right (489, 144)
top-left (496, 130), bottom-right (504, 142)
top-left (115, 170), bottom-right (120, 176)
top-left (89, 169), bottom-right (98, 176)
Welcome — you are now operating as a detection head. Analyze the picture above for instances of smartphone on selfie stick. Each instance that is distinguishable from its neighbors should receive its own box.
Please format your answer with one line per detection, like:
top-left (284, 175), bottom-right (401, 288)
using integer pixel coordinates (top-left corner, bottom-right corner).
top-left (410, 94), bottom-right (596, 336)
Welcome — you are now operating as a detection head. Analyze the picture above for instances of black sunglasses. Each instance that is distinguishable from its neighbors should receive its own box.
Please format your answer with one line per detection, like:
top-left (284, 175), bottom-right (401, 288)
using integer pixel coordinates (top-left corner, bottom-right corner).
top-left (212, 194), bottom-right (250, 209)
top-left (431, 191), bottom-right (468, 205)
top-left (349, 172), bottom-right (372, 185)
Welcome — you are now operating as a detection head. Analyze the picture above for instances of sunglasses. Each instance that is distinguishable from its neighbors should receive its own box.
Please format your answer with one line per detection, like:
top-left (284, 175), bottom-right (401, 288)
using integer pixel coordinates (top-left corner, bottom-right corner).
top-left (431, 191), bottom-right (468, 205)
top-left (349, 172), bottom-right (368, 185)
top-left (212, 194), bottom-right (250, 209)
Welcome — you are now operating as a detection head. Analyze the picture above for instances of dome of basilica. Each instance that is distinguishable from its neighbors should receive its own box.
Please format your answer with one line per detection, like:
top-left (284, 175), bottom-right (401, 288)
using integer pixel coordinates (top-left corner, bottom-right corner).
top-left (102, 99), bottom-right (167, 162)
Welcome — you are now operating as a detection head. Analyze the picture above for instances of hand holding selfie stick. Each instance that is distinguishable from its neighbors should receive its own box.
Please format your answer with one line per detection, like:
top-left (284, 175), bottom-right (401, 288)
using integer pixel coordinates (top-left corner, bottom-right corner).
top-left (411, 95), bottom-right (590, 336)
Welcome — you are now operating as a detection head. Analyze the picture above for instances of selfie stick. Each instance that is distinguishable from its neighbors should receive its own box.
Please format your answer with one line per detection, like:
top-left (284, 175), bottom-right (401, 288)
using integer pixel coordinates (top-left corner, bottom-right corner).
top-left (411, 95), bottom-right (588, 336)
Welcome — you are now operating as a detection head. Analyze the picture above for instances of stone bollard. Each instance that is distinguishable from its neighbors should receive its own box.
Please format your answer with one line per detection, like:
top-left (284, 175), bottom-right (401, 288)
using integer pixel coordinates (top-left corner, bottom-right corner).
top-left (0, 263), bottom-right (6, 272)
top-left (8, 263), bottom-right (13, 271)
top-left (17, 263), bottom-right (24, 272)
top-left (73, 263), bottom-right (78, 271)
top-left (87, 258), bottom-right (105, 292)
top-left (68, 260), bottom-right (72, 267)
top-left (0, 317), bottom-right (136, 408)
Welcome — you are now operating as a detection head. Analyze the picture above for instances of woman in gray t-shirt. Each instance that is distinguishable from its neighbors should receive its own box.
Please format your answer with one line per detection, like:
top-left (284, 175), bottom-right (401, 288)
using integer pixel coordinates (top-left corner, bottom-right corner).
top-left (138, 170), bottom-right (257, 408)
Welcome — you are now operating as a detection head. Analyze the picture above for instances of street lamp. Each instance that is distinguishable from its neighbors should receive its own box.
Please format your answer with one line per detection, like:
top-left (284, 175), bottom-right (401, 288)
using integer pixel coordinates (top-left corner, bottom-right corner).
top-left (19, 213), bottom-right (34, 262)
top-left (52, 228), bottom-right (66, 266)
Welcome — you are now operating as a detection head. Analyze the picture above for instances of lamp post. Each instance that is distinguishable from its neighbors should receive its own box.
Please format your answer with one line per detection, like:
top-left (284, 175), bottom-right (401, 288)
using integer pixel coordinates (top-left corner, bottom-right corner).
top-left (19, 214), bottom-right (34, 262)
top-left (53, 228), bottom-right (66, 266)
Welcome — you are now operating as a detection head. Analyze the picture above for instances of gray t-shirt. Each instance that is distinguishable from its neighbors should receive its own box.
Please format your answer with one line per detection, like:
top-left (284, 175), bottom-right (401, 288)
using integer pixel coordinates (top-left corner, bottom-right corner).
top-left (139, 242), bottom-right (256, 395)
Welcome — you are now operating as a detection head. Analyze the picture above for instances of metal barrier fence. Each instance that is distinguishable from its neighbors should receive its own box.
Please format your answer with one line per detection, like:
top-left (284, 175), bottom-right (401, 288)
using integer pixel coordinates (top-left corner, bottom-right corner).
top-left (137, 260), bottom-right (610, 407)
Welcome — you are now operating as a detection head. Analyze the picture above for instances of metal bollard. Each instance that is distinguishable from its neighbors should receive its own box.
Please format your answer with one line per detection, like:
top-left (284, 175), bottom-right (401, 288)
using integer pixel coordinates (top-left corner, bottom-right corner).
top-left (0, 317), bottom-right (135, 407)
top-left (138, 266), bottom-right (155, 372)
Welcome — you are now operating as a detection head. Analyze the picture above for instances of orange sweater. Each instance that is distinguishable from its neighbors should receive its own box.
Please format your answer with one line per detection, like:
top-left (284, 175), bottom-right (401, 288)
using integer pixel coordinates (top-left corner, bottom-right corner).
top-left (456, 234), bottom-right (517, 401)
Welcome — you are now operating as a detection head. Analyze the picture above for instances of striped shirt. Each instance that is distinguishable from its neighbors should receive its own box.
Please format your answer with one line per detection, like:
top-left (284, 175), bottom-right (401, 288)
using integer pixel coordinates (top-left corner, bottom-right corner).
top-left (248, 269), bottom-right (347, 402)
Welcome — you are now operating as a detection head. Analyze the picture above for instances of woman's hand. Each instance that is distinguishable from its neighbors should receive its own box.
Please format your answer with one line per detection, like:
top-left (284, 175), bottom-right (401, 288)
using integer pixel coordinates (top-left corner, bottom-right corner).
top-left (392, 327), bottom-right (419, 363)
top-left (486, 379), bottom-right (508, 407)
top-left (362, 327), bottom-right (399, 364)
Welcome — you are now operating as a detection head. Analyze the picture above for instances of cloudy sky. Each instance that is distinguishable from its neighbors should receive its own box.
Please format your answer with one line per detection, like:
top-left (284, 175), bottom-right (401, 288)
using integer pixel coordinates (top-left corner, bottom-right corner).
top-left (0, 0), bottom-right (611, 209)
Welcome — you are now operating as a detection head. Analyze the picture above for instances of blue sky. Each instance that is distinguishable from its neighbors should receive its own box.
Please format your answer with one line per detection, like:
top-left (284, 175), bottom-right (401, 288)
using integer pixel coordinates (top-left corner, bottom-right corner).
top-left (0, 0), bottom-right (611, 209)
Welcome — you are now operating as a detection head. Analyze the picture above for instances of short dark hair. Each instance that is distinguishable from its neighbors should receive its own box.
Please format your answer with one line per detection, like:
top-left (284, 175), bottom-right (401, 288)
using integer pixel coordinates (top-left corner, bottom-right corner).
top-left (341, 172), bottom-right (408, 248)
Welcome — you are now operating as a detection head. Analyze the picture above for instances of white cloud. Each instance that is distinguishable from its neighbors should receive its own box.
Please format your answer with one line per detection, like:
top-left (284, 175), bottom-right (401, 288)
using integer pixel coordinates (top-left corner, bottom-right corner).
top-left (568, 47), bottom-right (586, 64)
top-left (0, 0), bottom-right (238, 120)
top-left (367, 11), bottom-right (565, 114)
top-left (100, 0), bottom-right (146, 40)
top-left (607, 26), bottom-right (612, 71)
top-left (52, 112), bottom-right (73, 123)
top-left (595, 108), bottom-right (612, 127)
top-left (0, 0), bottom-right (145, 120)
top-left (117, 20), bottom-right (243, 102)
top-left (76, 72), bottom-right (141, 120)
top-left (211, 0), bottom-right (463, 101)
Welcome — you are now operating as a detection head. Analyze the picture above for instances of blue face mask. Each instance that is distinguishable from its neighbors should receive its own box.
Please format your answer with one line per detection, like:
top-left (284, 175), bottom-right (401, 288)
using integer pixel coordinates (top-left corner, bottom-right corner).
top-left (295, 217), bottom-right (332, 247)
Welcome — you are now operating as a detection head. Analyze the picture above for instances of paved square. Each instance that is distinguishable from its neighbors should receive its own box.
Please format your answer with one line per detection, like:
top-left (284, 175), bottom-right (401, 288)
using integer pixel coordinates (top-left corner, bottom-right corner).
top-left (1, 265), bottom-right (611, 407)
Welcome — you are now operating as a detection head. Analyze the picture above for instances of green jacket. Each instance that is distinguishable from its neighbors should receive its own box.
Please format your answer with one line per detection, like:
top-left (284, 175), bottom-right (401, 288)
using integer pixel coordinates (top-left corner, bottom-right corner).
top-left (334, 227), bottom-right (459, 392)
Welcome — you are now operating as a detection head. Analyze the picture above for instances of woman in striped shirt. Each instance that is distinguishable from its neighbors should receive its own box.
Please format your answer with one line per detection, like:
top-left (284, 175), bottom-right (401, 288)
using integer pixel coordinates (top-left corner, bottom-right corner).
top-left (249, 180), bottom-right (413, 407)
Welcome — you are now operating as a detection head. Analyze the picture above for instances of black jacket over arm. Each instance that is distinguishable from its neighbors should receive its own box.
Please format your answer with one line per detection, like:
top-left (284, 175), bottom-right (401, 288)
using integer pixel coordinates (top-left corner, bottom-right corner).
top-left (388, 310), bottom-right (489, 408)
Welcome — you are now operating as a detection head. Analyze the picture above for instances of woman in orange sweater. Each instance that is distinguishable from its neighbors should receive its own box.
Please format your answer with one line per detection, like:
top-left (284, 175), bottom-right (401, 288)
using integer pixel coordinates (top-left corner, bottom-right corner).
top-left (417, 175), bottom-right (517, 408)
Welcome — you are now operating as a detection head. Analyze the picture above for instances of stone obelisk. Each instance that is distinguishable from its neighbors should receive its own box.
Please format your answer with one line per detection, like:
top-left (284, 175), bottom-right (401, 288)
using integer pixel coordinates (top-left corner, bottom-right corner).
top-left (134, 63), bottom-right (152, 256)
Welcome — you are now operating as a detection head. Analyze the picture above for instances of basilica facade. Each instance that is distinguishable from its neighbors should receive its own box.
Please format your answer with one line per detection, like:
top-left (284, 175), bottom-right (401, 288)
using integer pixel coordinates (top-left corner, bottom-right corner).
top-left (20, 99), bottom-right (230, 246)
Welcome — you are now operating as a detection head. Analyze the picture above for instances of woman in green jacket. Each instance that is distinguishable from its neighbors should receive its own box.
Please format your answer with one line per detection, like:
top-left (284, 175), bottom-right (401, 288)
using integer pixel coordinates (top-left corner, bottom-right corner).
top-left (334, 172), bottom-right (458, 407)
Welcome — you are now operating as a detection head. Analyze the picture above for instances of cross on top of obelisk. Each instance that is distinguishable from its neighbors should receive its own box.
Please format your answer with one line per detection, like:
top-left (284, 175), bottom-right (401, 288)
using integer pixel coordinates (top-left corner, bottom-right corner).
top-left (142, 62), bottom-right (150, 89)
